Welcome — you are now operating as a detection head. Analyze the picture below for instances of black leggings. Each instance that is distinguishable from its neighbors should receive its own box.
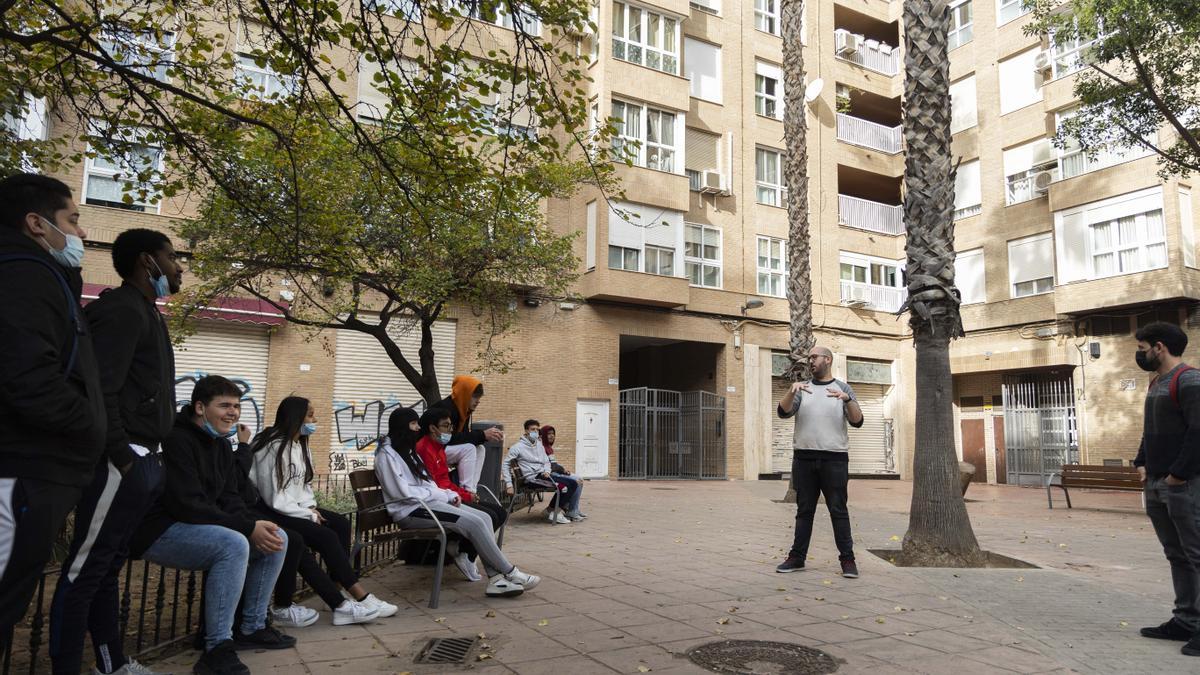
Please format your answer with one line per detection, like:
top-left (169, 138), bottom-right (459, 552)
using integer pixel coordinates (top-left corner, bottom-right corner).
top-left (260, 507), bottom-right (357, 610)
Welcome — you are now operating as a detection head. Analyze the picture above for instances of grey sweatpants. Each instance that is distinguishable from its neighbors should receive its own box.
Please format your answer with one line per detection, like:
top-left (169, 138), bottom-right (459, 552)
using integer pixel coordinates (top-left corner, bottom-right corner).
top-left (399, 502), bottom-right (513, 577)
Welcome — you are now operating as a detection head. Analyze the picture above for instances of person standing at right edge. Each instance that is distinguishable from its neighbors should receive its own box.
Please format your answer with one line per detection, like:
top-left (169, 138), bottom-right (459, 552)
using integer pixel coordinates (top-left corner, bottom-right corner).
top-left (0, 174), bottom-right (106, 652)
top-left (775, 346), bottom-right (864, 578)
top-left (49, 229), bottom-right (184, 675)
top-left (1133, 321), bottom-right (1200, 657)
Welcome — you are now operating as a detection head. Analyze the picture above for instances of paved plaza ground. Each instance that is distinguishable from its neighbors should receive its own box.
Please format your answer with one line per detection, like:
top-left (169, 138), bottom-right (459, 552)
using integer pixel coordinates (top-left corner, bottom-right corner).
top-left (150, 478), bottom-right (1193, 674)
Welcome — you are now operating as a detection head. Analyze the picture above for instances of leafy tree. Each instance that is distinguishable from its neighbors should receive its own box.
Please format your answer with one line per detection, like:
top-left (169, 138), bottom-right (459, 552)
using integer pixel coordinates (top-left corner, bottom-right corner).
top-left (1027, 0), bottom-right (1200, 178)
top-left (898, 0), bottom-right (985, 566)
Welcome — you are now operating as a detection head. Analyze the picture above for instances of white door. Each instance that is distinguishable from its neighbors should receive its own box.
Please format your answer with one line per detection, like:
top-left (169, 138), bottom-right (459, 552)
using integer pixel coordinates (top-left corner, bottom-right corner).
top-left (576, 400), bottom-right (609, 478)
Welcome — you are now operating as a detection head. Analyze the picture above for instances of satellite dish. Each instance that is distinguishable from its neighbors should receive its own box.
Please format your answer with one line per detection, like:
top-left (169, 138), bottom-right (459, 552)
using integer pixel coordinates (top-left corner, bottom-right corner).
top-left (804, 78), bottom-right (824, 104)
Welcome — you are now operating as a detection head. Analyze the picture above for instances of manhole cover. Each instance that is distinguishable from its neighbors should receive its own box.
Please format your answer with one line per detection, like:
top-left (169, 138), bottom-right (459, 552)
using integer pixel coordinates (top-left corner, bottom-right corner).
top-left (415, 636), bottom-right (479, 664)
top-left (687, 640), bottom-right (839, 674)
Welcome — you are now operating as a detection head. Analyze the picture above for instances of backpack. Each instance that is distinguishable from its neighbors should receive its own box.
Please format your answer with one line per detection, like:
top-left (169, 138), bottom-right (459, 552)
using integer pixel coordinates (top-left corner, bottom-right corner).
top-left (1149, 365), bottom-right (1197, 409)
top-left (0, 254), bottom-right (81, 374)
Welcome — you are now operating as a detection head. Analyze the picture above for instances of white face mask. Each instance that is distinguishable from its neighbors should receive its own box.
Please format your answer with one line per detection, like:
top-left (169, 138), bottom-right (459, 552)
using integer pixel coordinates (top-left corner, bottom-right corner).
top-left (39, 216), bottom-right (84, 268)
top-left (528, 431), bottom-right (540, 443)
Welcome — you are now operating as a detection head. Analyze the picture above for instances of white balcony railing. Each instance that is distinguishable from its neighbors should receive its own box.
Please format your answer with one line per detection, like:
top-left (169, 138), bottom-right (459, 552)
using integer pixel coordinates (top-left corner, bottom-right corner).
top-left (836, 39), bottom-right (900, 76)
top-left (1060, 143), bottom-right (1154, 180)
top-left (1005, 174), bottom-right (1036, 205)
top-left (836, 113), bottom-right (902, 154)
top-left (838, 194), bottom-right (904, 236)
top-left (954, 203), bottom-right (982, 220)
top-left (840, 281), bottom-right (906, 312)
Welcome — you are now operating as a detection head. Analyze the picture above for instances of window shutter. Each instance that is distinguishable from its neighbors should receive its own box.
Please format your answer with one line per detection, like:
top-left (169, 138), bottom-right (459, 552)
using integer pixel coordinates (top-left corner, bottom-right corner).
top-left (1003, 139), bottom-right (1038, 177)
top-left (684, 38), bottom-right (721, 103)
top-left (685, 128), bottom-right (719, 173)
top-left (1008, 233), bottom-right (1054, 285)
top-left (955, 248), bottom-right (985, 304)
top-left (950, 75), bottom-right (977, 133)
top-left (644, 209), bottom-right (682, 249)
top-left (608, 201), bottom-right (646, 249)
top-left (1181, 188), bottom-right (1197, 269)
top-left (586, 200), bottom-right (597, 269)
top-left (955, 160), bottom-right (982, 209)
top-left (1055, 210), bottom-right (1089, 283)
top-left (998, 48), bottom-right (1043, 114)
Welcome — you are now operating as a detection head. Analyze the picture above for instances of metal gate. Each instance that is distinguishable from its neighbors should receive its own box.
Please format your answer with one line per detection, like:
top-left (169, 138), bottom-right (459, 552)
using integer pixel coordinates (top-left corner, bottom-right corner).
top-left (1002, 373), bottom-right (1079, 486)
top-left (619, 388), bottom-right (726, 479)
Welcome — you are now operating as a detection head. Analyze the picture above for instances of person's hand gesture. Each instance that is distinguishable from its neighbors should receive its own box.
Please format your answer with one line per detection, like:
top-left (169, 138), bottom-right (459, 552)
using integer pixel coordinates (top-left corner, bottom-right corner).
top-left (236, 423), bottom-right (252, 444)
top-left (826, 388), bottom-right (850, 402)
top-left (790, 382), bottom-right (811, 395)
top-left (484, 427), bottom-right (504, 443)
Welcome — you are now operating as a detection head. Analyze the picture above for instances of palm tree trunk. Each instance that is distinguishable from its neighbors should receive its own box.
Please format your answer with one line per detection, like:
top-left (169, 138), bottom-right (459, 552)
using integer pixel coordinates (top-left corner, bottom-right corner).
top-left (898, 0), bottom-right (984, 565)
top-left (781, 0), bottom-right (812, 502)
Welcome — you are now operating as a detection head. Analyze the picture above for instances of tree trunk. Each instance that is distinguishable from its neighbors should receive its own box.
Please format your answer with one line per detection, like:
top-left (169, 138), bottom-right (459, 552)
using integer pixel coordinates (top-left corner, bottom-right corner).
top-left (898, 0), bottom-right (984, 566)
top-left (781, 0), bottom-right (813, 504)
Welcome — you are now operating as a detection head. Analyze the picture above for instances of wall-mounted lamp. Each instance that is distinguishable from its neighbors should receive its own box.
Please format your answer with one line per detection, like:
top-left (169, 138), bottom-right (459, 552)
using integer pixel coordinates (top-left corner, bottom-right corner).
top-left (1089, 341), bottom-right (1101, 359)
top-left (741, 299), bottom-right (765, 315)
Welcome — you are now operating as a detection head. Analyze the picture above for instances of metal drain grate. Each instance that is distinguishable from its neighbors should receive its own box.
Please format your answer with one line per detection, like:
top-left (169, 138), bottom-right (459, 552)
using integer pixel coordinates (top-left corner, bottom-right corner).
top-left (687, 640), bottom-right (839, 674)
top-left (415, 636), bottom-right (479, 664)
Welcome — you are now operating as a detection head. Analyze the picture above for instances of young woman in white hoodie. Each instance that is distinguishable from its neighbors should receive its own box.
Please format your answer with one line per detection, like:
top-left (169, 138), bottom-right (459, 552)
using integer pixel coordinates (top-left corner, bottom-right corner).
top-left (375, 407), bottom-right (540, 598)
top-left (249, 396), bottom-right (397, 626)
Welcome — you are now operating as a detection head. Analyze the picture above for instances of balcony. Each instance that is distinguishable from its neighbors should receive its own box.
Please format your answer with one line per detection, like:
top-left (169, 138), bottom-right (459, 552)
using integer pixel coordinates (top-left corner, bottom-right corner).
top-left (1006, 173), bottom-right (1039, 206)
top-left (1059, 143), bottom-right (1154, 180)
top-left (578, 265), bottom-right (691, 307)
top-left (835, 30), bottom-right (900, 76)
top-left (840, 281), bottom-right (906, 312)
top-left (836, 113), bottom-right (901, 154)
top-left (839, 194), bottom-right (904, 236)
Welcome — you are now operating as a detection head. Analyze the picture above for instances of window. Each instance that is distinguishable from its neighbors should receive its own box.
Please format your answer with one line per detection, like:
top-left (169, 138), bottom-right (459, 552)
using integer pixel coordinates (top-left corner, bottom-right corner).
top-left (685, 223), bottom-right (721, 287)
top-left (235, 23), bottom-right (298, 99)
top-left (1051, 20), bottom-right (1105, 80)
top-left (954, 160), bottom-right (982, 219)
top-left (586, 201), bottom-right (597, 270)
top-left (1056, 107), bottom-right (1153, 179)
top-left (997, 48), bottom-right (1043, 114)
top-left (755, 61), bottom-right (783, 120)
top-left (847, 359), bottom-right (892, 385)
top-left (685, 128), bottom-right (721, 191)
top-left (1008, 233), bottom-right (1054, 298)
top-left (690, 0), bottom-right (719, 14)
top-left (1090, 210), bottom-right (1166, 278)
top-left (479, 72), bottom-right (538, 140)
top-left (612, 99), bottom-right (678, 172)
top-left (1182, 188), bottom-right (1197, 269)
top-left (449, 0), bottom-right (541, 34)
top-left (612, 2), bottom-right (679, 75)
top-left (757, 236), bottom-right (786, 297)
top-left (954, 248), bottom-right (985, 304)
top-left (754, 0), bottom-right (779, 36)
top-left (998, 0), bottom-right (1030, 25)
top-left (947, 0), bottom-right (973, 50)
top-left (83, 128), bottom-right (164, 212)
top-left (755, 147), bottom-right (786, 207)
top-left (684, 38), bottom-right (721, 103)
top-left (949, 75), bottom-right (977, 133)
top-left (368, 0), bottom-right (420, 20)
top-left (839, 252), bottom-right (905, 311)
top-left (97, 24), bottom-right (175, 82)
top-left (645, 245), bottom-right (675, 275)
top-left (608, 245), bottom-right (640, 271)
top-left (1003, 138), bottom-right (1048, 205)
top-left (357, 55), bottom-right (420, 122)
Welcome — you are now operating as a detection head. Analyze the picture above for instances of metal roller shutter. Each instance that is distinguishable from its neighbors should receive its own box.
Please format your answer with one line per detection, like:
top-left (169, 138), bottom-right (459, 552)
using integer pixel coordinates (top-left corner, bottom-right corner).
top-left (847, 383), bottom-right (892, 475)
top-left (771, 377), bottom-right (793, 473)
top-left (329, 316), bottom-right (456, 473)
top-left (173, 322), bottom-right (272, 435)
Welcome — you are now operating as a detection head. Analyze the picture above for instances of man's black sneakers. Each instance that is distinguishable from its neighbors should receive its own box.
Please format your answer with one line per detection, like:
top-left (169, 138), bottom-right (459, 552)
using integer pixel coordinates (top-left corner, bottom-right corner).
top-left (840, 558), bottom-right (859, 579)
top-left (1184, 634), bottom-right (1200, 656)
top-left (775, 556), bottom-right (805, 573)
top-left (194, 640), bottom-right (250, 675)
top-left (233, 626), bottom-right (297, 651)
top-left (1140, 618), bottom-right (1194, 641)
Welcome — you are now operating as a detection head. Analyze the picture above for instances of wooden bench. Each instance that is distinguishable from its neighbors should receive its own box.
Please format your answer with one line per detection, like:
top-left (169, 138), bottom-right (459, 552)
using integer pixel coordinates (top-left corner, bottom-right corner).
top-left (1046, 464), bottom-right (1144, 509)
top-left (348, 469), bottom-right (449, 608)
top-left (505, 460), bottom-right (564, 524)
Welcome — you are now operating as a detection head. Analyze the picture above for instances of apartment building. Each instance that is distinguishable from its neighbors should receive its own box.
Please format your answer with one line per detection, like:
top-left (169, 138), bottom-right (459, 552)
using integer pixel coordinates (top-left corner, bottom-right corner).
top-left (10, 0), bottom-right (1194, 485)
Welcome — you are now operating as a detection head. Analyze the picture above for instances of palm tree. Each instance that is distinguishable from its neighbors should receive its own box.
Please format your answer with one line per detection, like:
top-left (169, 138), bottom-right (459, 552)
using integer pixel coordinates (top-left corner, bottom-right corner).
top-left (898, 0), bottom-right (985, 566)
top-left (780, 0), bottom-right (813, 503)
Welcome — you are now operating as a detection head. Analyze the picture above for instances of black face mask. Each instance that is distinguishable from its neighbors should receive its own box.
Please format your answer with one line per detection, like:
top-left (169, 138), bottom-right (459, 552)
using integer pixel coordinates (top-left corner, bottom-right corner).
top-left (1136, 347), bottom-right (1160, 372)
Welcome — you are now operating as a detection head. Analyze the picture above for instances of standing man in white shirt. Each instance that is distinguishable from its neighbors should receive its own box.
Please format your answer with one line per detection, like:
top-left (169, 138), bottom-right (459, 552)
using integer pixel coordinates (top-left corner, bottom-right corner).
top-left (775, 346), bottom-right (864, 578)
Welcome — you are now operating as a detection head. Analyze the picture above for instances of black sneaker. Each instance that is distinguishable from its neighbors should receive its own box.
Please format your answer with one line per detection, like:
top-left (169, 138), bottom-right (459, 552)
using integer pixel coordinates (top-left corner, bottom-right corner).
top-left (840, 558), bottom-right (859, 579)
top-left (775, 556), bottom-right (805, 573)
top-left (1183, 634), bottom-right (1200, 656)
top-left (233, 626), bottom-right (297, 651)
top-left (194, 640), bottom-right (250, 675)
top-left (1142, 618), bottom-right (1194, 641)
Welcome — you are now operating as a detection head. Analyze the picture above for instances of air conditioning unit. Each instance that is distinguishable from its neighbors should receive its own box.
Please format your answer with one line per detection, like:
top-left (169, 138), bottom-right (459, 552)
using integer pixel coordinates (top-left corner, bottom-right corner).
top-left (1032, 169), bottom-right (1056, 194)
top-left (700, 170), bottom-right (723, 194)
top-left (835, 29), bottom-right (861, 55)
top-left (1033, 50), bottom-right (1053, 73)
top-left (842, 284), bottom-right (872, 307)
top-left (1030, 139), bottom-right (1058, 168)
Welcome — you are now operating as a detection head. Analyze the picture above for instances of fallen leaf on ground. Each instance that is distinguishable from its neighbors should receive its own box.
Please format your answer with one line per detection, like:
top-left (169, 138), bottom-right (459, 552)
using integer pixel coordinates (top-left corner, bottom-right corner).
top-left (434, 617), bottom-right (445, 623)
top-left (477, 654), bottom-right (492, 661)
top-left (484, 610), bottom-right (496, 618)
top-left (876, 617), bottom-right (886, 624)
top-left (538, 619), bottom-right (550, 626)
top-left (718, 618), bottom-right (731, 625)
top-left (889, 535), bottom-right (900, 541)
top-left (638, 666), bottom-right (652, 673)
top-left (1120, 621), bottom-right (1129, 627)
top-left (815, 597), bottom-right (824, 601)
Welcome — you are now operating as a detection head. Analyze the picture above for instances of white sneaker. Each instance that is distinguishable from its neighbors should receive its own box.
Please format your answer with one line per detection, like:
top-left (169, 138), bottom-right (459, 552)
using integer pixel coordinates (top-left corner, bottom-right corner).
top-left (485, 574), bottom-right (525, 598)
top-left (504, 567), bottom-right (540, 591)
top-left (454, 552), bottom-right (483, 582)
top-left (270, 603), bottom-right (319, 628)
top-left (91, 660), bottom-right (165, 675)
top-left (548, 510), bottom-right (570, 524)
top-left (332, 599), bottom-right (379, 625)
top-left (358, 593), bottom-right (399, 618)
top-left (565, 511), bottom-right (585, 522)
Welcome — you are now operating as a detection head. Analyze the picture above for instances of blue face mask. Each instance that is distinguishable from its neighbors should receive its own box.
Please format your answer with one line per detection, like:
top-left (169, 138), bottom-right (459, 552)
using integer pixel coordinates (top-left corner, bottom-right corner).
top-left (437, 432), bottom-right (452, 445)
top-left (149, 257), bottom-right (171, 298)
top-left (39, 216), bottom-right (84, 268)
top-left (202, 420), bottom-right (237, 439)
top-left (300, 422), bottom-right (317, 436)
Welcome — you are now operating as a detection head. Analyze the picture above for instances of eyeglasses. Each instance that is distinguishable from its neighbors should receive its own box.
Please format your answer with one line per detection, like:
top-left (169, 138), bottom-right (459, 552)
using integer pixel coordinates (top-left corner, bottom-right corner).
top-left (434, 421), bottom-right (453, 430)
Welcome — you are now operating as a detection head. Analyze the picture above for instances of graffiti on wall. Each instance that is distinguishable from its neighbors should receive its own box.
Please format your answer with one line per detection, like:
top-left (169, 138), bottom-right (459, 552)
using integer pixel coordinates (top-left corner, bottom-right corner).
top-left (329, 398), bottom-right (426, 473)
top-left (174, 372), bottom-right (264, 434)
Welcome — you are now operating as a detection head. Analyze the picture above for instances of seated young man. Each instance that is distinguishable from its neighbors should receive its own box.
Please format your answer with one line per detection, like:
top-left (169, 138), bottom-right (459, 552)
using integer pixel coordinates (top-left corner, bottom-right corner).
top-left (504, 420), bottom-right (583, 523)
top-left (128, 376), bottom-right (294, 675)
top-left (433, 375), bottom-right (503, 495)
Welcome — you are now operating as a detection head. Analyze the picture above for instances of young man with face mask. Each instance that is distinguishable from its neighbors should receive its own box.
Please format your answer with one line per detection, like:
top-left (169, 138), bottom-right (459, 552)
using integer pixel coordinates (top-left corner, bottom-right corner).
top-left (0, 174), bottom-right (106, 645)
top-left (503, 420), bottom-right (583, 523)
top-left (128, 376), bottom-right (294, 675)
top-left (49, 229), bottom-right (184, 675)
top-left (1133, 321), bottom-right (1200, 657)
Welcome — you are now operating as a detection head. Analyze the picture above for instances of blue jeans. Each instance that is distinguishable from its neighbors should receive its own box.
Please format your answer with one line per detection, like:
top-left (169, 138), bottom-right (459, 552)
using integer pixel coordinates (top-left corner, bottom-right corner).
top-left (549, 473), bottom-right (583, 514)
top-left (141, 523), bottom-right (286, 651)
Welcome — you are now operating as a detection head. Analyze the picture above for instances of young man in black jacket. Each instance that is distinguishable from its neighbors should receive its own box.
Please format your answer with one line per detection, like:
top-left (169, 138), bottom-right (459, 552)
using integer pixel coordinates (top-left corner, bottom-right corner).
top-left (129, 376), bottom-right (294, 675)
top-left (49, 229), bottom-right (184, 675)
top-left (0, 174), bottom-right (106, 644)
